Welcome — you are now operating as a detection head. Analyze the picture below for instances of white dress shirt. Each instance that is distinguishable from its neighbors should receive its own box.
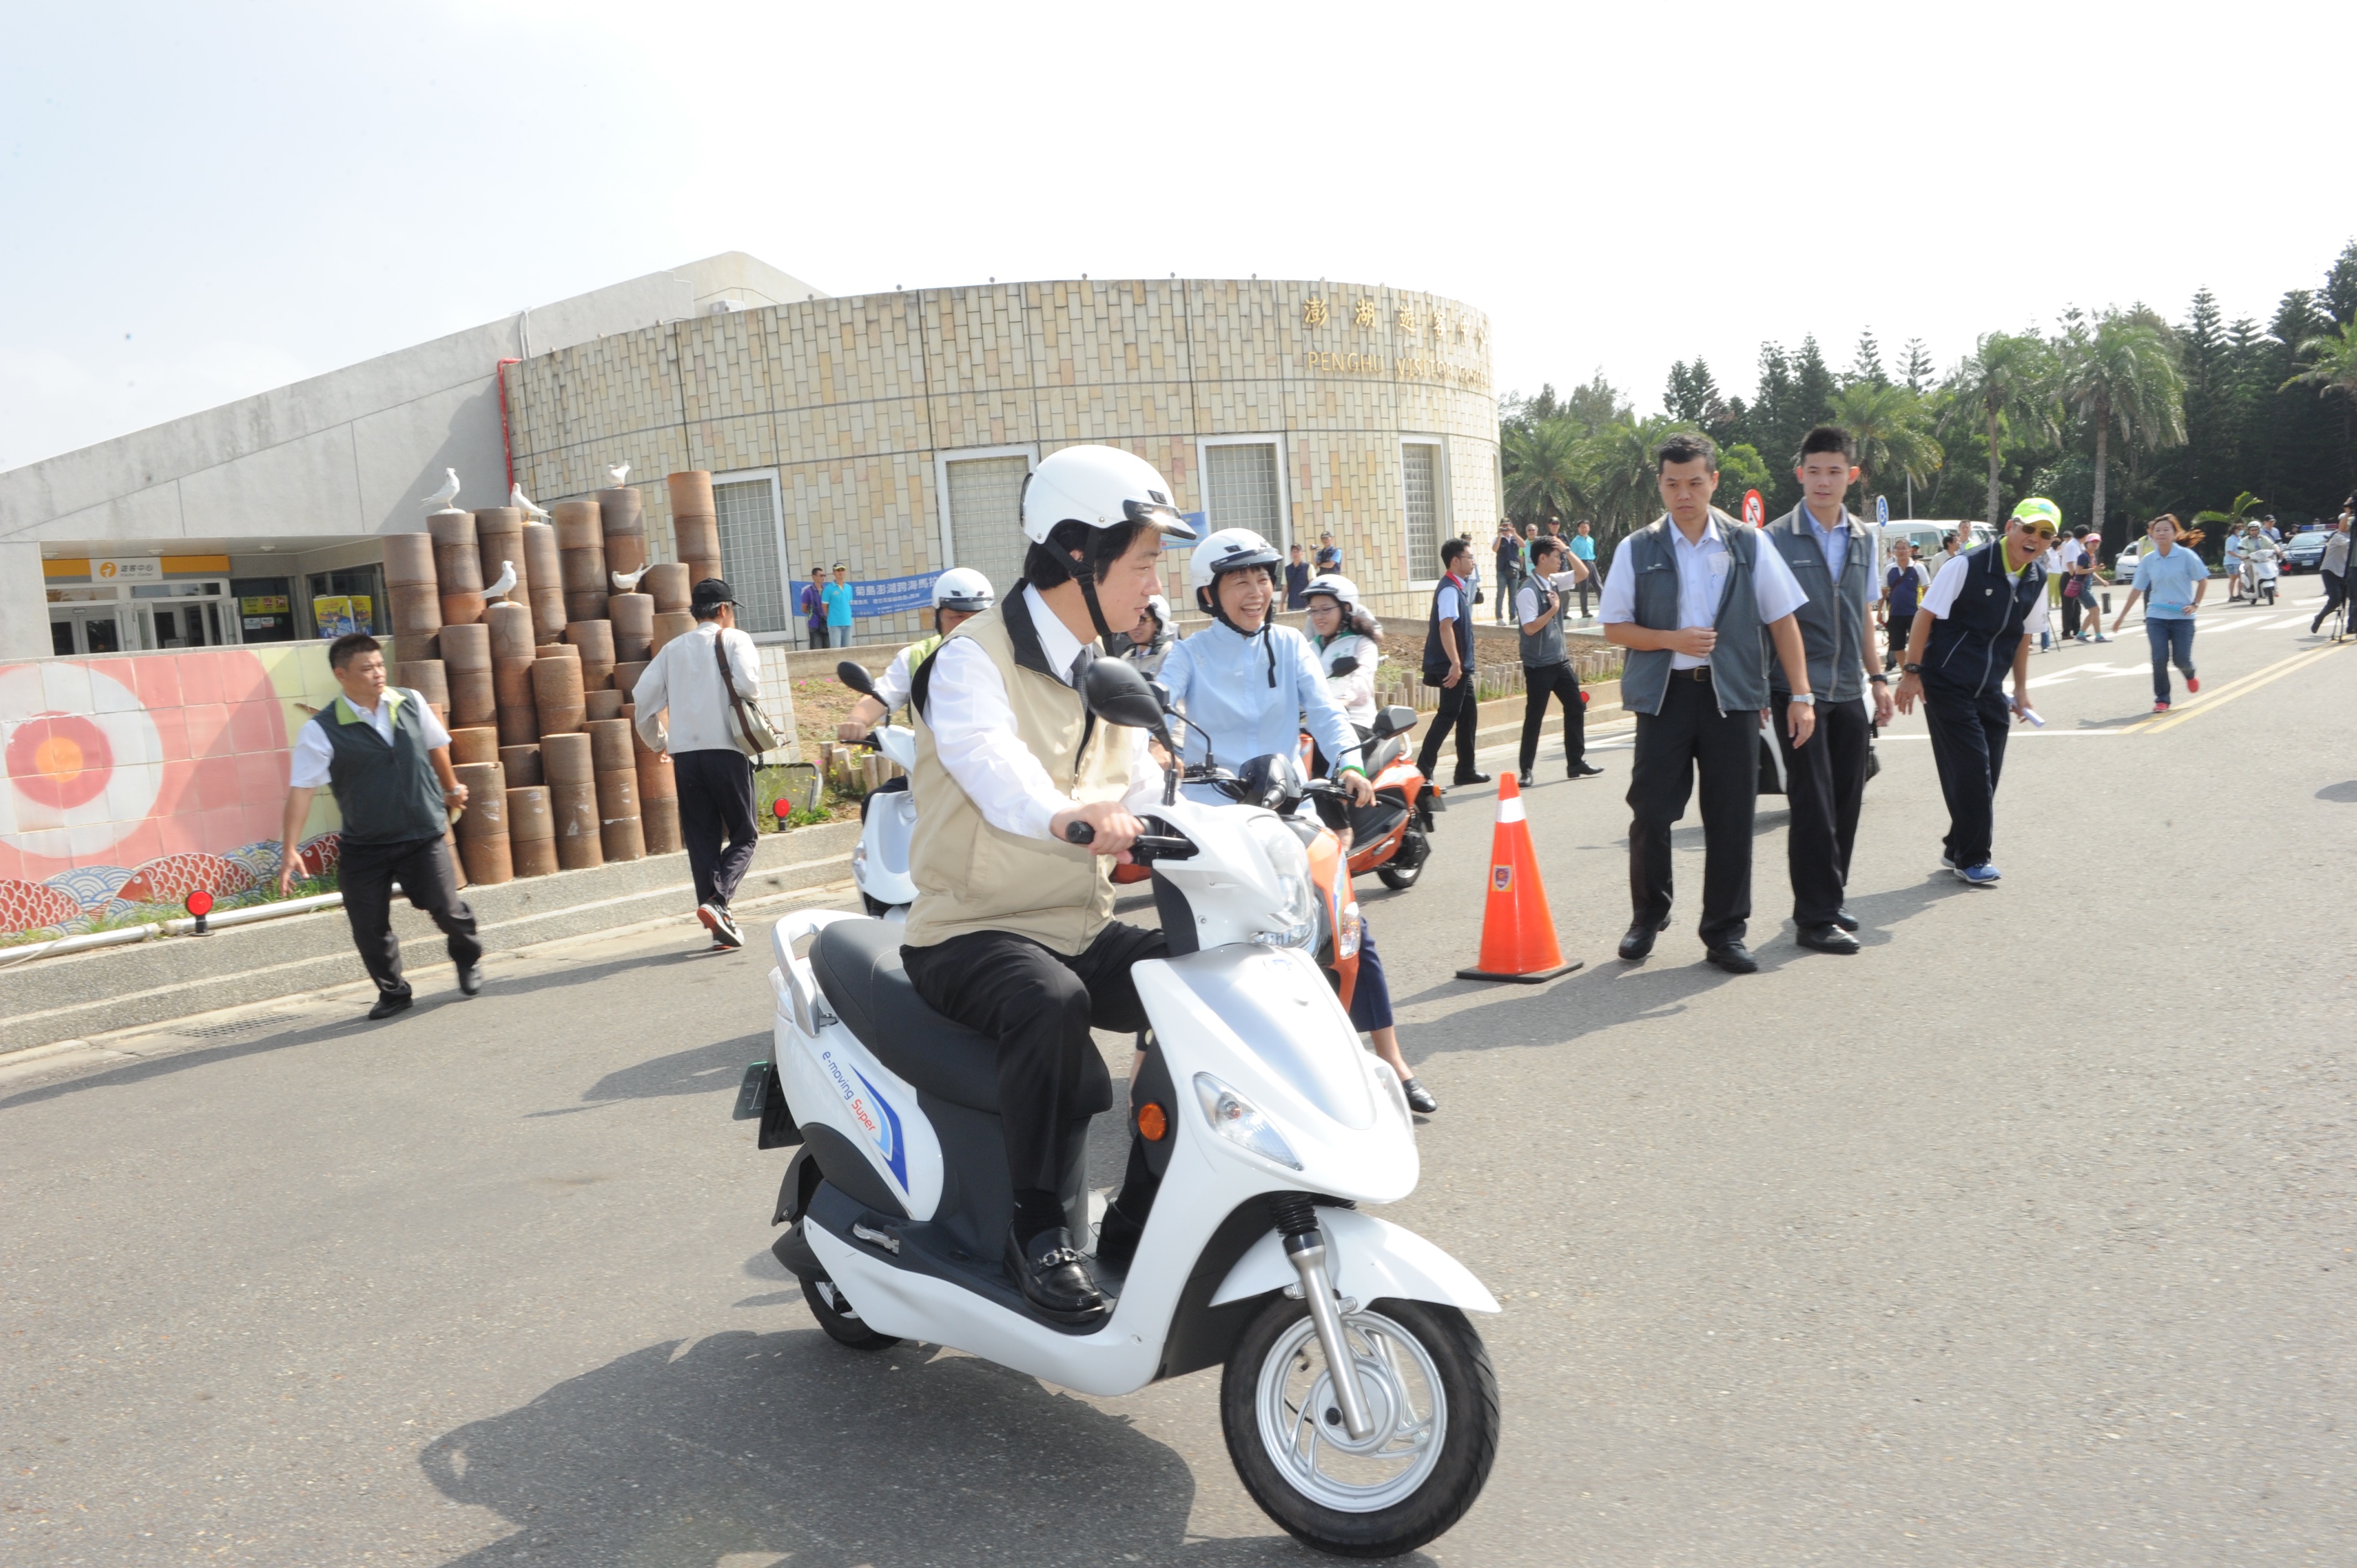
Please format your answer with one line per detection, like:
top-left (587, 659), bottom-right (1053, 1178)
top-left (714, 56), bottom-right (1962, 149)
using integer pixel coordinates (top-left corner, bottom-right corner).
top-left (1598, 515), bottom-right (1809, 668)
top-left (288, 688), bottom-right (450, 787)
top-left (631, 620), bottom-right (764, 754)
top-left (925, 584), bottom-right (1160, 842)
top-left (1801, 504), bottom-right (1851, 579)
top-left (871, 643), bottom-right (920, 711)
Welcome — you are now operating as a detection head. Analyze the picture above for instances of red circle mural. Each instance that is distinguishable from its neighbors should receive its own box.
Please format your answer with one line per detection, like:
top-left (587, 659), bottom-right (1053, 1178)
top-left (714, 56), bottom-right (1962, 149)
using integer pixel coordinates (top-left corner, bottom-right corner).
top-left (6, 713), bottom-right (114, 809)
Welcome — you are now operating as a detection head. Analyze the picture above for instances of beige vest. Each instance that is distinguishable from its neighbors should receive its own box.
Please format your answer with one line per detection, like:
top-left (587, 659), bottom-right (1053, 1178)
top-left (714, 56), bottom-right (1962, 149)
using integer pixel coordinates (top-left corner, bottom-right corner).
top-left (902, 594), bottom-right (1134, 955)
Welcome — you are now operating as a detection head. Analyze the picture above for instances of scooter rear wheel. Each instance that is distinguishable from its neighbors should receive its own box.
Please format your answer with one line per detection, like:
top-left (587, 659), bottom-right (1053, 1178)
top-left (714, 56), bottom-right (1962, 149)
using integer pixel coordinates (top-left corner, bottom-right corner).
top-left (802, 1272), bottom-right (900, 1352)
top-left (1220, 1295), bottom-right (1497, 1557)
top-left (1374, 856), bottom-right (1423, 892)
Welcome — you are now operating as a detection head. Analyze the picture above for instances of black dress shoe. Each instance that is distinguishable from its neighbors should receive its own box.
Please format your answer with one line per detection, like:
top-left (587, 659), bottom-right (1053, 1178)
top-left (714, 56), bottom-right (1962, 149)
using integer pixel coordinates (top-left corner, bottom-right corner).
top-left (1567, 760), bottom-right (1604, 778)
top-left (1401, 1077), bottom-right (1439, 1115)
top-left (1833, 907), bottom-right (1860, 932)
top-left (457, 962), bottom-right (484, 996)
top-left (367, 991), bottom-right (414, 1021)
top-left (1704, 941), bottom-right (1759, 974)
top-left (1453, 770), bottom-right (1493, 786)
top-left (1515, 769), bottom-right (1535, 789)
top-left (1795, 924), bottom-right (1860, 954)
top-left (1094, 1201), bottom-right (1146, 1277)
top-left (1006, 1226), bottom-right (1111, 1323)
top-left (1618, 918), bottom-right (1670, 961)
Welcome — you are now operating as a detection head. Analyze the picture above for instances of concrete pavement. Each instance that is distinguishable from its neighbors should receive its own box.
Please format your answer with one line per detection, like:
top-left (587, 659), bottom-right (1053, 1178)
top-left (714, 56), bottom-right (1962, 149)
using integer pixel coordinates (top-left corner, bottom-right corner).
top-left (4, 577), bottom-right (2351, 1566)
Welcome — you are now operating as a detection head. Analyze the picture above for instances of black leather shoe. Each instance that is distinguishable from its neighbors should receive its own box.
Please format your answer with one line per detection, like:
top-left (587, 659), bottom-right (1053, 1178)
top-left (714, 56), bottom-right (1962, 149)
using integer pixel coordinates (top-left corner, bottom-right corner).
top-left (1401, 1077), bottom-right (1439, 1114)
top-left (1453, 770), bottom-right (1493, 786)
top-left (1515, 770), bottom-right (1535, 789)
top-left (1618, 918), bottom-right (1670, 962)
top-left (1833, 907), bottom-right (1861, 932)
top-left (1006, 1226), bottom-right (1111, 1323)
top-left (1567, 761), bottom-right (1604, 778)
top-left (1795, 924), bottom-right (1860, 955)
top-left (457, 962), bottom-right (484, 996)
top-left (1094, 1203), bottom-right (1146, 1277)
top-left (1704, 941), bottom-right (1759, 974)
top-left (367, 991), bottom-right (414, 1021)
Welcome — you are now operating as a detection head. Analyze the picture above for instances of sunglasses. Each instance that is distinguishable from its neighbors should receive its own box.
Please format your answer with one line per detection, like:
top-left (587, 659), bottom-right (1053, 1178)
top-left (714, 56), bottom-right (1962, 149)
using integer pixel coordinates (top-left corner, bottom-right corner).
top-left (2018, 524), bottom-right (2058, 540)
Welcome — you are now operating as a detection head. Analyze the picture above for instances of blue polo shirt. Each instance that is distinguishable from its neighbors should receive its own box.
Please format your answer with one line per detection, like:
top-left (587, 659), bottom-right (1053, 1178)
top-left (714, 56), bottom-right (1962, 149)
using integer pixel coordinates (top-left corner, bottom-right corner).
top-left (2132, 543), bottom-right (2208, 620)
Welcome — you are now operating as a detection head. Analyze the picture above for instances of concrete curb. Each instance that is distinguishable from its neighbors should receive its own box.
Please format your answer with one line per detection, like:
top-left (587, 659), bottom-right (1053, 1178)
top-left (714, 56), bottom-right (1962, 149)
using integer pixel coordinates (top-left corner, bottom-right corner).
top-left (0, 819), bottom-right (861, 1055)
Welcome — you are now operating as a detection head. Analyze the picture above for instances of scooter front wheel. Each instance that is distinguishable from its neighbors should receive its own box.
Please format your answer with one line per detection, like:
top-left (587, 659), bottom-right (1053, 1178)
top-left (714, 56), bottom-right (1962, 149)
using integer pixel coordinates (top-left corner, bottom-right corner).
top-left (801, 1272), bottom-right (900, 1352)
top-left (1221, 1295), bottom-right (1497, 1557)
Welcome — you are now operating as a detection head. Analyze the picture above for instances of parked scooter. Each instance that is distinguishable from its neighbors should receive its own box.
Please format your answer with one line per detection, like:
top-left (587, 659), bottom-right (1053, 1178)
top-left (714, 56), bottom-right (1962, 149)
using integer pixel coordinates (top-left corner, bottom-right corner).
top-left (1298, 699), bottom-right (1442, 891)
top-left (739, 658), bottom-right (1499, 1556)
top-left (836, 661), bottom-right (917, 919)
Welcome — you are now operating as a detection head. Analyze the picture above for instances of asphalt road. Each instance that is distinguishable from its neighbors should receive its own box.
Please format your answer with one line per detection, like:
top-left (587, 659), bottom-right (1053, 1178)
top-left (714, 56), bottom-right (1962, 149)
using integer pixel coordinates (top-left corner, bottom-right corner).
top-left (6, 577), bottom-right (2353, 1567)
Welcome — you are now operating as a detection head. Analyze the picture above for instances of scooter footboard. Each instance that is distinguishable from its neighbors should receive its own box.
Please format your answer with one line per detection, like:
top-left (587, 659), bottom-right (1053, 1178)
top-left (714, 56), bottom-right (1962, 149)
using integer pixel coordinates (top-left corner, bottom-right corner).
top-left (1208, 1208), bottom-right (1500, 1314)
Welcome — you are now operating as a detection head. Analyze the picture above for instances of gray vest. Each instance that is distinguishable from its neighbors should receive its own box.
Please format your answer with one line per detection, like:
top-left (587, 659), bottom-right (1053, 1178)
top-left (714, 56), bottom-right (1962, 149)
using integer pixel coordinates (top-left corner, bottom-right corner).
top-left (310, 690), bottom-right (449, 845)
top-left (1517, 576), bottom-right (1568, 669)
top-left (1617, 515), bottom-right (1769, 715)
top-left (1762, 506), bottom-right (1872, 702)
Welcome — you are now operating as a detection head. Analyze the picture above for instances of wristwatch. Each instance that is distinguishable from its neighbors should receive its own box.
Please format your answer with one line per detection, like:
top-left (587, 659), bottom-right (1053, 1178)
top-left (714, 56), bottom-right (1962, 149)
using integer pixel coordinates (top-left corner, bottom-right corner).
top-left (1902, 662), bottom-right (1923, 675)
top-left (1788, 693), bottom-right (1815, 705)
top-left (1868, 674), bottom-right (1890, 685)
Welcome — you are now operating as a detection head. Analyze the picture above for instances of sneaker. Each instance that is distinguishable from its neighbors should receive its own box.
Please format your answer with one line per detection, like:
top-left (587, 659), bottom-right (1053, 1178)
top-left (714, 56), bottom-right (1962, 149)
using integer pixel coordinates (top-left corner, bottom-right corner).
top-left (1953, 862), bottom-right (2002, 887)
top-left (2185, 675), bottom-right (2200, 694)
top-left (2152, 700), bottom-right (2170, 713)
top-left (699, 902), bottom-right (744, 949)
top-left (2093, 634), bottom-right (2110, 643)
top-left (1939, 853), bottom-right (1955, 870)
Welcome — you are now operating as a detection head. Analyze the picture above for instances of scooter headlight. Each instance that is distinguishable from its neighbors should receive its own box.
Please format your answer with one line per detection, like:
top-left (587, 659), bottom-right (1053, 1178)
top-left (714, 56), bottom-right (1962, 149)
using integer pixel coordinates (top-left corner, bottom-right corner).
top-left (1244, 813), bottom-right (1318, 950)
top-left (1193, 1072), bottom-right (1303, 1170)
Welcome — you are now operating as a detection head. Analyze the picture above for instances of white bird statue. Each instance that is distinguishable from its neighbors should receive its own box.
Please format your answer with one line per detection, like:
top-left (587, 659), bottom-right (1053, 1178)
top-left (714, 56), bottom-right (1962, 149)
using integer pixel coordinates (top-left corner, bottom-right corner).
top-left (611, 565), bottom-right (650, 592)
top-left (605, 463), bottom-right (631, 487)
top-left (423, 468), bottom-right (461, 510)
top-left (485, 561), bottom-right (518, 601)
top-left (508, 483), bottom-right (550, 521)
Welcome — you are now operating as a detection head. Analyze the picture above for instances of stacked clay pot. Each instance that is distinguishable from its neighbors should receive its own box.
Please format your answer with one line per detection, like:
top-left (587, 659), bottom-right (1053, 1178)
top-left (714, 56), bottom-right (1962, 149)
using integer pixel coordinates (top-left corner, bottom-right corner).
top-left (499, 744), bottom-right (542, 787)
top-left (486, 601), bottom-right (541, 745)
top-left (531, 643), bottom-right (586, 737)
top-left (585, 689), bottom-right (625, 721)
top-left (393, 659), bottom-right (447, 724)
top-left (521, 521), bottom-right (566, 642)
top-left (667, 471), bottom-right (722, 589)
top-left (447, 726), bottom-right (499, 767)
top-left (506, 785), bottom-right (557, 878)
top-left (565, 618), bottom-right (616, 692)
top-left (542, 732), bottom-right (603, 870)
top-left (609, 592), bottom-right (654, 663)
top-left (384, 533), bottom-right (441, 658)
top-left (452, 760), bottom-right (512, 884)
top-left (597, 484), bottom-right (648, 577)
top-left (475, 506), bottom-right (527, 610)
top-left (586, 718), bottom-right (644, 862)
top-left (553, 500), bottom-right (608, 625)
top-left (642, 563), bottom-right (691, 613)
top-left (430, 510), bottom-right (485, 627)
top-left (635, 728), bottom-right (681, 854)
top-left (440, 623), bottom-right (495, 729)
top-left (650, 610), bottom-right (695, 655)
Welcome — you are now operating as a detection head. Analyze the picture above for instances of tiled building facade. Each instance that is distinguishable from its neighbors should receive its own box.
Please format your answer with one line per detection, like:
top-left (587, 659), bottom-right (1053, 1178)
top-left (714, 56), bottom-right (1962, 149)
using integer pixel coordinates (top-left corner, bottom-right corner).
top-left (503, 278), bottom-right (1497, 639)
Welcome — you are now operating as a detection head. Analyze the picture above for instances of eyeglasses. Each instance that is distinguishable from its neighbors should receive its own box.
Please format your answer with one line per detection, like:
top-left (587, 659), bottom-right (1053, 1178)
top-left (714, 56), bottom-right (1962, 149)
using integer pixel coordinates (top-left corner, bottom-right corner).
top-left (2019, 524), bottom-right (2058, 541)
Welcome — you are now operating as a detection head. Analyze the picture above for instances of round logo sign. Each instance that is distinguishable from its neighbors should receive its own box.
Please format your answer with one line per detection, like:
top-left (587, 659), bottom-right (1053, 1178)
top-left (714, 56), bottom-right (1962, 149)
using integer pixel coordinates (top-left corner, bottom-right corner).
top-left (1741, 490), bottom-right (1765, 528)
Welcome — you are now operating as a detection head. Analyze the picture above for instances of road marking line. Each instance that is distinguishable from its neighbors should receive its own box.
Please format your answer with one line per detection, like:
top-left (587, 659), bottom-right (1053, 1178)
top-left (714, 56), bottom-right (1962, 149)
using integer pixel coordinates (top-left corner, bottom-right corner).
top-left (2132, 644), bottom-right (2343, 733)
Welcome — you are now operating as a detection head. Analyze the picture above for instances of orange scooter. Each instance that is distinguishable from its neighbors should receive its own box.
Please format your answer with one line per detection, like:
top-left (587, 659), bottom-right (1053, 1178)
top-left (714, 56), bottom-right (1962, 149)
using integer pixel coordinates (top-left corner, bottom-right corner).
top-left (1298, 703), bottom-right (1444, 891)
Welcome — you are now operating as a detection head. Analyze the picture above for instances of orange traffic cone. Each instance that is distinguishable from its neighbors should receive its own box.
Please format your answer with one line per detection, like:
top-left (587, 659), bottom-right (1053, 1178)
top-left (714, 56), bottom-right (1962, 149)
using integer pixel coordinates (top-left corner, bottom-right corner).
top-left (1454, 773), bottom-right (1582, 983)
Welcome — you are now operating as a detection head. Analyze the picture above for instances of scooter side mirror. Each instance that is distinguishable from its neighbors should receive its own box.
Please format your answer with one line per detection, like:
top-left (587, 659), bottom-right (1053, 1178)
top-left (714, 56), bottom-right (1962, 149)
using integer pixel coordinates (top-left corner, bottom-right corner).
top-left (1368, 704), bottom-right (1417, 740)
top-left (836, 661), bottom-right (877, 697)
top-left (1082, 656), bottom-right (1172, 745)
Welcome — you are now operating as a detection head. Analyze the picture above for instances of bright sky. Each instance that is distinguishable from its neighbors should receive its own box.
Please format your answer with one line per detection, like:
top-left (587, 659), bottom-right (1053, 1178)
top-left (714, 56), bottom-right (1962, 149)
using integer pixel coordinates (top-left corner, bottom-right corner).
top-left (6, 0), bottom-right (2350, 471)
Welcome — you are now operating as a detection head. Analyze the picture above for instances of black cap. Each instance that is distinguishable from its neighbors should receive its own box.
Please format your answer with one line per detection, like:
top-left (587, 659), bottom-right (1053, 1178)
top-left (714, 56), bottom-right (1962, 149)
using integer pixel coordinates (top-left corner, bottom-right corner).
top-left (691, 577), bottom-right (737, 612)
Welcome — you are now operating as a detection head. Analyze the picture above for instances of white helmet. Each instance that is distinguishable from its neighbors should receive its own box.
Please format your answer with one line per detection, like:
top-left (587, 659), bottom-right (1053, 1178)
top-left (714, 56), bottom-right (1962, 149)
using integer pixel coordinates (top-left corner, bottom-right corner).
top-left (1188, 528), bottom-right (1283, 590)
top-left (1021, 445), bottom-right (1198, 545)
top-left (1301, 572), bottom-right (1363, 617)
top-left (932, 566), bottom-right (994, 612)
top-left (1140, 592), bottom-right (1170, 631)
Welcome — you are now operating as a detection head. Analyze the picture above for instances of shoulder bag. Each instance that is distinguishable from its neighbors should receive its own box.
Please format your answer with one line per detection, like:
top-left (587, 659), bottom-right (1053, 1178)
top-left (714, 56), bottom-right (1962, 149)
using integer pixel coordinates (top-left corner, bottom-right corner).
top-left (714, 633), bottom-right (782, 756)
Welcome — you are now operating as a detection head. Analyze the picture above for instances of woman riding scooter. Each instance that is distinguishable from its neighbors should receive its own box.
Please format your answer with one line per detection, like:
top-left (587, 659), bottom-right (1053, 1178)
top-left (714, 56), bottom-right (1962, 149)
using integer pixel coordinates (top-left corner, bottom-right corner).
top-left (1159, 532), bottom-right (1441, 1115)
top-left (1303, 573), bottom-right (1382, 726)
top-left (1110, 592), bottom-right (1175, 676)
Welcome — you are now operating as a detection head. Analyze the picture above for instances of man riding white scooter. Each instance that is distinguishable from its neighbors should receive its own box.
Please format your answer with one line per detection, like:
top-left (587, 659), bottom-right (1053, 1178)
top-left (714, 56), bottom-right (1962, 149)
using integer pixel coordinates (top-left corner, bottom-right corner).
top-left (2239, 523), bottom-right (2281, 606)
top-left (1155, 535), bottom-right (1440, 1117)
top-left (897, 445), bottom-right (1196, 1324)
top-left (837, 566), bottom-right (996, 739)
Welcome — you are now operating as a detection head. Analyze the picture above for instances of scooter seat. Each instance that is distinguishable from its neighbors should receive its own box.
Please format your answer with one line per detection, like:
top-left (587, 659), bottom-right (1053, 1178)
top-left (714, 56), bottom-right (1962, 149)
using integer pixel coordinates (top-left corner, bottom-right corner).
top-left (808, 919), bottom-right (1002, 1113)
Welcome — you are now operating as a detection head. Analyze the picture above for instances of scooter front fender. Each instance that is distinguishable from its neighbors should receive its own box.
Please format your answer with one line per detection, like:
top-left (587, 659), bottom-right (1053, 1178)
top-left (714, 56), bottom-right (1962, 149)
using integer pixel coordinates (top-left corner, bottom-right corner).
top-left (1208, 1207), bottom-right (1500, 1314)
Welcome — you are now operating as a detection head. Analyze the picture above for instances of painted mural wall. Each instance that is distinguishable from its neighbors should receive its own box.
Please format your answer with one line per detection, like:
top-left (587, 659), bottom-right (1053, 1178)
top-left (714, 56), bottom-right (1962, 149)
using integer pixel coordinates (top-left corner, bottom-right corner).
top-left (0, 646), bottom-right (344, 938)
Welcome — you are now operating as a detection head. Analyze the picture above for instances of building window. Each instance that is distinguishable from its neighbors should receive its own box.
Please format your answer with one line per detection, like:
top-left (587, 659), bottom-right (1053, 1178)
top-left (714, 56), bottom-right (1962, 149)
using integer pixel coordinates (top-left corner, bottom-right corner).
top-left (1204, 441), bottom-right (1283, 541)
top-left (943, 453), bottom-right (1033, 601)
top-left (713, 474), bottom-right (788, 635)
top-left (1402, 442), bottom-right (1442, 582)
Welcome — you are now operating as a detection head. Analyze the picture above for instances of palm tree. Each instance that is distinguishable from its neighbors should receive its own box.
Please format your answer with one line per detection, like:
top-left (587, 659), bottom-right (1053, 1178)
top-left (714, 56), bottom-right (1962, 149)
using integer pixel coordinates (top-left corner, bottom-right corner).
top-left (2190, 489), bottom-right (2265, 534)
top-left (1827, 382), bottom-right (1943, 518)
top-left (1947, 331), bottom-right (2058, 526)
top-left (2062, 313), bottom-right (2186, 545)
top-left (2284, 318), bottom-right (2357, 403)
top-left (1501, 417), bottom-right (1589, 529)
top-left (1583, 416), bottom-right (1678, 554)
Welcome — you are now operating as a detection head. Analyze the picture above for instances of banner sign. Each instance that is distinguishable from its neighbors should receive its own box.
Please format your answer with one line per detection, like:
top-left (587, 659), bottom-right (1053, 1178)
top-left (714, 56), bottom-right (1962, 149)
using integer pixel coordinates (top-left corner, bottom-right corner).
top-left (850, 572), bottom-right (943, 616)
top-left (1741, 491), bottom-right (1764, 528)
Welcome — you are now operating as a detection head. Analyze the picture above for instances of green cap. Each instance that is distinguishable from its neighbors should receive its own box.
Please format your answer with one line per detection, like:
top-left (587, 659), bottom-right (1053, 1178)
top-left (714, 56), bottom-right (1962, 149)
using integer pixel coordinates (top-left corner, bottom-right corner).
top-left (2010, 497), bottom-right (2063, 530)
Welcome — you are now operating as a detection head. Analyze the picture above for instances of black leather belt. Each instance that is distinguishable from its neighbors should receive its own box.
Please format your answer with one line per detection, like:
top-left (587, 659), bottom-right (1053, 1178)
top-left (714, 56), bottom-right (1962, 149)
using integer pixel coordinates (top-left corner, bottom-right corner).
top-left (1673, 666), bottom-right (1714, 682)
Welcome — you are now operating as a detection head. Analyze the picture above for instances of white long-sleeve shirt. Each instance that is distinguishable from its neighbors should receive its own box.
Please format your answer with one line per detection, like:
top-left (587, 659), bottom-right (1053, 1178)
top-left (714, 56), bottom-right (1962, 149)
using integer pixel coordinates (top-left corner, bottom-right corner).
top-left (632, 620), bottom-right (764, 755)
top-left (924, 584), bottom-right (1161, 842)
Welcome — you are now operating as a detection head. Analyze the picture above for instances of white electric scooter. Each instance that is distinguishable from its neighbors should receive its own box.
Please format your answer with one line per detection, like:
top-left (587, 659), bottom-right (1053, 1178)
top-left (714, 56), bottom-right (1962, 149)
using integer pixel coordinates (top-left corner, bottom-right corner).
top-left (736, 658), bottom-right (1499, 1557)
top-left (836, 661), bottom-right (917, 919)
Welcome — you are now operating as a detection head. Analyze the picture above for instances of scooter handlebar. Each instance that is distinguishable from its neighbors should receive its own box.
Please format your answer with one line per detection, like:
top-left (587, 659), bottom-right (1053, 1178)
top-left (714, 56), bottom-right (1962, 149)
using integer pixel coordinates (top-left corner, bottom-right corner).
top-left (1061, 818), bottom-right (1196, 861)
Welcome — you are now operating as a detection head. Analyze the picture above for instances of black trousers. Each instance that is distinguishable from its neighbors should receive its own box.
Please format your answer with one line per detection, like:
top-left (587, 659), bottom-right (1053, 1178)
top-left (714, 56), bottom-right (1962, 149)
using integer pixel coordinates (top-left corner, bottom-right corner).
top-left (339, 834), bottom-right (479, 998)
top-left (1416, 672), bottom-right (1481, 781)
top-left (1519, 661), bottom-right (1586, 773)
top-left (1920, 680), bottom-right (2011, 869)
top-left (1627, 673), bottom-right (1757, 947)
top-left (902, 921), bottom-right (1168, 1209)
top-left (808, 624), bottom-right (831, 648)
top-left (1773, 695), bottom-right (1870, 926)
top-left (2313, 570), bottom-right (2348, 632)
top-left (673, 748), bottom-right (759, 908)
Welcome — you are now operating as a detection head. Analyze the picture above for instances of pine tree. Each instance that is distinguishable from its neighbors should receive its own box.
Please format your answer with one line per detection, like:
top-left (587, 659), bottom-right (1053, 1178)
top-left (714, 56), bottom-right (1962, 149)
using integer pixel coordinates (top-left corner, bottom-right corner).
top-left (1847, 331), bottom-right (1886, 388)
top-left (1900, 339), bottom-right (1934, 394)
top-left (2324, 240), bottom-right (2357, 327)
